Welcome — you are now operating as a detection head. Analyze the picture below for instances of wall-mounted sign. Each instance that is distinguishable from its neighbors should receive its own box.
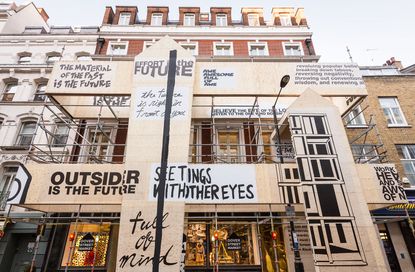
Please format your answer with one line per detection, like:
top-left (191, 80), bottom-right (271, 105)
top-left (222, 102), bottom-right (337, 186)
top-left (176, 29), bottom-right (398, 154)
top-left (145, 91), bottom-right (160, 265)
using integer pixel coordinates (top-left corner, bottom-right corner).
top-left (149, 164), bottom-right (257, 203)
top-left (200, 68), bottom-right (235, 89)
top-left (78, 233), bottom-right (95, 251)
top-left (227, 233), bottom-right (242, 251)
top-left (135, 87), bottom-right (190, 120)
top-left (7, 165), bottom-right (31, 206)
top-left (374, 165), bottom-right (406, 202)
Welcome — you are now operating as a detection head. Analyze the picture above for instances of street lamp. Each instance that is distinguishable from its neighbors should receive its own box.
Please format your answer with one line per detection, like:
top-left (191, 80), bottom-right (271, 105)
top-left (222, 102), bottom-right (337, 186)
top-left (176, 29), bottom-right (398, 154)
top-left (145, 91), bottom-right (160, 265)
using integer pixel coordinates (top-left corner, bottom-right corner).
top-left (272, 75), bottom-right (290, 163)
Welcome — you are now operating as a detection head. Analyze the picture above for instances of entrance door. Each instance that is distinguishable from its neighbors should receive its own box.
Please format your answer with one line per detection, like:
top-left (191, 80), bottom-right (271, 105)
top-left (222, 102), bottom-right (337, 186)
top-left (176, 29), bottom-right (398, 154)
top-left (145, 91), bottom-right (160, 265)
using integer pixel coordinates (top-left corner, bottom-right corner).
top-left (10, 234), bottom-right (36, 272)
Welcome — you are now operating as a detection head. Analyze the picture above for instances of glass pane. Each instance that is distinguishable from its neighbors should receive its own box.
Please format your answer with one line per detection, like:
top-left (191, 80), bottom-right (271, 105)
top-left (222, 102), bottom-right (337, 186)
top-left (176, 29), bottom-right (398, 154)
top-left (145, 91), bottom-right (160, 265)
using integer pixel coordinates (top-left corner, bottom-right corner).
top-left (185, 223), bottom-right (207, 266)
top-left (379, 98), bottom-right (397, 108)
top-left (259, 224), bottom-right (287, 272)
top-left (382, 108), bottom-right (394, 124)
top-left (391, 108), bottom-right (404, 124)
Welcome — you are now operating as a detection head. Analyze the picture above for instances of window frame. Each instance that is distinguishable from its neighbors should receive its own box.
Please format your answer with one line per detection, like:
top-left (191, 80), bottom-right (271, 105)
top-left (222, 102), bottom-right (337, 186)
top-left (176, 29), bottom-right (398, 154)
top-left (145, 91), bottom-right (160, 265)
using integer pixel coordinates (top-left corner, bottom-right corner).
top-left (118, 12), bottom-right (131, 25)
top-left (52, 122), bottom-right (70, 147)
top-left (396, 144), bottom-right (415, 186)
top-left (18, 55), bottom-right (31, 64)
top-left (247, 13), bottom-right (260, 26)
top-left (184, 13), bottom-right (196, 26)
top-left (280, 15), bottom-right (292, 26)
top-left (179, 42), bottom-right (198, 56)
top-left (2, 82), bottom-right (18, 102)
top-left (151, 13), bottom-right (163, 26)
top-left (46, 54), bottom-right (61, 64)
top-left (282, 42), bottom-right (304, 56)
top-left (76, 55), bottom-right (92, 61)
top-left (107, 41), bottom-right (129, 56)
top-left (33, 83), bottom-right (47, 102)
top-left (248, 42), bottom-right (269, 57)
top-left (345, 105), bottom-right (367, 127)
top-left (15, 120), bottom-right (37, 147)
top-left (216, 14), bottom-right (228, 26)
top-left (213, 42), bottom-right (234, 56)
top-left (378, 97), bottom-right (408, 127)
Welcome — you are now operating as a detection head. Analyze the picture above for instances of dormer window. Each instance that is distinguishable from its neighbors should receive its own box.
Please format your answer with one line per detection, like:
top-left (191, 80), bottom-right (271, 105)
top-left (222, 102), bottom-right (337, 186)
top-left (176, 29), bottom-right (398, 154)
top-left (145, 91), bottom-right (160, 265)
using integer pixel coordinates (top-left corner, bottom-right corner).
top-left (216, 14), bottom-right (227, 26)
top-left (118, 12), bottom-right (131, 25)
top-left (151, 13), bottom-right (163, 26)
top-left (184, 13), bottom-right (195, 26)
top-left (280, 15), bottom-right (292, 26)
top-left (18, 54), bottom-right (31, 64)
top-left (248, 14), bottom-right (260, 26)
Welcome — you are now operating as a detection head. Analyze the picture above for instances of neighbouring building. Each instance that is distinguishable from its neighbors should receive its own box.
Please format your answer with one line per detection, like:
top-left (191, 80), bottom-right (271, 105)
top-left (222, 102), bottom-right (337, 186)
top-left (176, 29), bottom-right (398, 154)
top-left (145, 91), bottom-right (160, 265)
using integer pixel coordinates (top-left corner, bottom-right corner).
top-left (344, 60), bottom-right (415, 272)
top-left (0, 3), bottom-right (411, 272)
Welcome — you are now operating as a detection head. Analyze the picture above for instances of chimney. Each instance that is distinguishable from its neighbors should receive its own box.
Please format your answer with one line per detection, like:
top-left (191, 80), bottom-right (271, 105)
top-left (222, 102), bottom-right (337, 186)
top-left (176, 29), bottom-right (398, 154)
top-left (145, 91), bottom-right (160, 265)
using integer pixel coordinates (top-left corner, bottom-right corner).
top-left (37, 8), bottom-right (49, 22)
top-left (385, 57), bottom-right (403, 69)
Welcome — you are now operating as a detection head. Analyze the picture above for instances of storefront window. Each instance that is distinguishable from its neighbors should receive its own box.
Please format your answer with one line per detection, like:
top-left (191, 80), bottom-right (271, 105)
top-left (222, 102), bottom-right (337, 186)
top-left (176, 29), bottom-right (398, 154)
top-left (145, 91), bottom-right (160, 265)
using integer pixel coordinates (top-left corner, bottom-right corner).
top-left (259, 224), bottom-right (287, 272)
top-left (61, 223), bottom-right (111, 268)
top-left (210, 223), bottom-right (256, 266)
top-left (185, 223), bottom-right (207, 266)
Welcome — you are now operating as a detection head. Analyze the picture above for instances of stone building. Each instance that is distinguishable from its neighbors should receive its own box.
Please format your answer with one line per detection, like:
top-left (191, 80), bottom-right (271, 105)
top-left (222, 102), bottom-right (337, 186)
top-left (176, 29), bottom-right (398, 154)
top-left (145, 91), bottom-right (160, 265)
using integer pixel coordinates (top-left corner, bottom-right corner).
top-left (0, 3), bottom-right (410, 272)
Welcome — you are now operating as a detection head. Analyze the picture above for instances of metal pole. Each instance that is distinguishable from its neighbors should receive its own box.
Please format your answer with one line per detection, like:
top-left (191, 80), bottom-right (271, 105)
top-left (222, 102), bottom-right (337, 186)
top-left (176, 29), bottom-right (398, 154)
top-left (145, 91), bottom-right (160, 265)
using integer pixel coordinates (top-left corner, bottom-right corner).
top-left (269, 205), bottom-right (279, 272)
top-left (153, 50), bottom-right (177, 271)
top-left (65, 204), bottom-right (81, 272)
top-left (272, 87), bottom-right (284, 163)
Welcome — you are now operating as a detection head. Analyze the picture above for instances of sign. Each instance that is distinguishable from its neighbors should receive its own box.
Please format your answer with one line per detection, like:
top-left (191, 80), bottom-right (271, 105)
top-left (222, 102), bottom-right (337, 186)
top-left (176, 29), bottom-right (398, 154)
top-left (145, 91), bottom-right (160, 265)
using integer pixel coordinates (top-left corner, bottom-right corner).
top-left (374, 165), bottom-right (406, 202)
top-left (227, 233), bottom-right (242, 251)
top-left (24, 164), bottom-right (140, 205)
top-left (78, 233), bottom-right (95, 251)
top-left (200, 68), bottom-right (235, 88)
top-left (117, 201), bottom-right (184, 272)
top-left (135, 87), bottom-right (190, 120)
top-left (149, 164), bottom-right (257, 203)
top-left (194, 62), bottom-right (367, 97)
top-left (7, 165), bottom-right (31, 205)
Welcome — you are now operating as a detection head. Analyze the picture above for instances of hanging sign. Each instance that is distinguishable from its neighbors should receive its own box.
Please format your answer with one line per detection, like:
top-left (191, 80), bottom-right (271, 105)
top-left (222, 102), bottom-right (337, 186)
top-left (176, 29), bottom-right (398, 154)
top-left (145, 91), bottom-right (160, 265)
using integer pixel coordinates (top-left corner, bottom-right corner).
top-left (78, 233), bottom-right (95, 251)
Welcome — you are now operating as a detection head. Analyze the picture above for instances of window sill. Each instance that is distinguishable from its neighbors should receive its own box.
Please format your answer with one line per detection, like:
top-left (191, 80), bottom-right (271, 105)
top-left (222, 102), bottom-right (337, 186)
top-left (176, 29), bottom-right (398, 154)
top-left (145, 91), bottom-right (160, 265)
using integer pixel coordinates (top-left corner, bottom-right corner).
top-left (387, 124), bottom-right (412, 128)
top-left (346, 125), bottom-right (369, 129)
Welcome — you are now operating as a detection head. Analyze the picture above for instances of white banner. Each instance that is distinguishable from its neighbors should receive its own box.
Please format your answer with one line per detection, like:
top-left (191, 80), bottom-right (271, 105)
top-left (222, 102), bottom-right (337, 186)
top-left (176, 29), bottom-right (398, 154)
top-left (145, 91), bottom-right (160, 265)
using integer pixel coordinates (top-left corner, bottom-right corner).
top-left (149, 164), bottom-right (257, 203)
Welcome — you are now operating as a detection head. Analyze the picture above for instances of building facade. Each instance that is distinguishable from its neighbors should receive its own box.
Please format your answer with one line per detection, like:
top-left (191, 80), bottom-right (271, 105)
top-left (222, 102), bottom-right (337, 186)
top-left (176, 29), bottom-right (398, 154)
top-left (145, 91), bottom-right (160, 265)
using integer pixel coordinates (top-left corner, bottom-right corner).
top-left (0, 3), bottom-right (411, 272)
top-left (345, 63), bottom-right (415, 272)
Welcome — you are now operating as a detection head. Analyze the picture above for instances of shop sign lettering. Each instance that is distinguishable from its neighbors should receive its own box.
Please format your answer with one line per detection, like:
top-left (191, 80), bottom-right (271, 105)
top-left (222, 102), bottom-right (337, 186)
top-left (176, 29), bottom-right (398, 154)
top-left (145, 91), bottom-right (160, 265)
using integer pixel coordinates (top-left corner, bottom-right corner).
top-left (134, 60), bottom-right (194, 78)
top-left (374, 166), bottom-right (406, 202)
top-left (53, 63), bottom-right (113, 89)
top-left (48, 170), bottom-right (140, 196)
top-left (149, 164), bottom-right (257, 203)
top-left (227, 238), bottom-right (242, 251)
top-left (78, 233), bottom-right (95, 251)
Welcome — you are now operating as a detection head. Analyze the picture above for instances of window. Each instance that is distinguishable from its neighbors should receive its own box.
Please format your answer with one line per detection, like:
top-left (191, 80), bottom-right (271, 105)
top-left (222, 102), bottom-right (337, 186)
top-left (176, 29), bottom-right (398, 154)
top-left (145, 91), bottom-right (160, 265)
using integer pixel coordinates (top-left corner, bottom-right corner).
top-left (118, 12), bottom-right (131, 25)
top-left (180, 42), bottom-right (198, 56)
top-left (351, 145), bottom-right (379, 163)
top-left (248, 42), bottom-right (269, 56)
top-left (184, 13), bottom-right (195, 26)
top-left (47, 54), bottom-right (61, 63)
top-left (345, 105), bottom-right (366, 126)
top-left (283, 43), bottom-right (303, 56)
top-left (107, 42), bottom-right (128, 55)
top-left (52, 123), bottom-right (69, 147)
top-left (2, 83), bottom-right (18, 102)
top-left (16, 121), bottom-right (36, 146)
top-left (379, 97), bottom-right (407, 126)
top-left (77, 55), bottom-right (92, 61)
top-left (61, 223), bottom-right (111, 267)
top-left (216, 14), bottom-right (227, 26)
top-left (214, 42), bottom-right (233, 56)
top-left (18, 55), bottom-right (31, 64)
top-left (0, 166), bottom-right (18, 210)
top-left (280, 15), bottom-right (292, 26)
top-left (143, 41), bottom-right (154, 50)
top-left (85, 127), bottom-right (113, 163)
top-left (33, 83), bottom-right (47, 102)
top-left (151, 13), bottom-right (163, 26)
top-left (248, 14), bottom-right (260, 26)
top-left (396, 145), bottom-right (415, 186)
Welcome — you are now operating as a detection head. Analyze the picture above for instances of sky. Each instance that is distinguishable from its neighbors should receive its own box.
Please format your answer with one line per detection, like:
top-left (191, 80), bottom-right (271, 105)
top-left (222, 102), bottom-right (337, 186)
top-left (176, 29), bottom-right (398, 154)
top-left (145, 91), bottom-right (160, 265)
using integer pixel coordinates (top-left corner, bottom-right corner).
top-left (14, 0), bottom-right (415, 67)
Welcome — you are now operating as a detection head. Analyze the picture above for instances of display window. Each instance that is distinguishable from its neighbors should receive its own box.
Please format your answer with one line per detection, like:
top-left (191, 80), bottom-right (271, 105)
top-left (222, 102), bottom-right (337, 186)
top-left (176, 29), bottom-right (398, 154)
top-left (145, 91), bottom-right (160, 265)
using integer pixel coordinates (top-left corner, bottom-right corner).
top-left (61, 223), bottom-right (111, 268)
top-left (259, 224), bottom-right (288, 272)
top-left (185, 223), bottom-right (207, 266)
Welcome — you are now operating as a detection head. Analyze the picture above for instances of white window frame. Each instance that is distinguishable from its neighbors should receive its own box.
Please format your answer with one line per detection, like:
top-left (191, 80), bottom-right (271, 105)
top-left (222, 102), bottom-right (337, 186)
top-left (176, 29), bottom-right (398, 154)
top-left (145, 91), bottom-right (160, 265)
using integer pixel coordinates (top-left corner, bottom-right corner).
top-left (280, 15), bottom-right (292, 26)
top-left (247, 14), bottom-right (260, 26)
top-left (2, 83), bottom-right (18, 102)
top-left (82, 126), bottom-right (115, 163)
top-left (107, 41), bottom-right (128, 56)
top-left (345, 105), bottom-right (366, 127)
top-left (118, 12), bottom-right (131, 25)
top-left (184, 13), bottom-right (195, 26)
top-left (0, 166), bottom-right (19, 210)
top-left (179, 42), bottom-right (198, 56)
top-left (216, 14), bottom-right (228, 26)
top-left (282, 42), bottom-right (304, 56)
top-left (15, 120), bottom-right (37, 146)
top-left (18, 55), bottom-right (31, 64)
top-left (52, 122), bottom-right (70, 147)
top-left (33, 83), bottom-right (47, 102)
top-left (396, 145), bottom-right (415, 186)
top-left (248, 42), bottom-right (269, 57)
top-left (213, 42), bottom-right (234, 56)
top-left (151, 13), bottom-right (163, 26)
top-left (46, 54), bottom-right (61, 63)
top-left (379, 97), bottom-right (408, 127)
